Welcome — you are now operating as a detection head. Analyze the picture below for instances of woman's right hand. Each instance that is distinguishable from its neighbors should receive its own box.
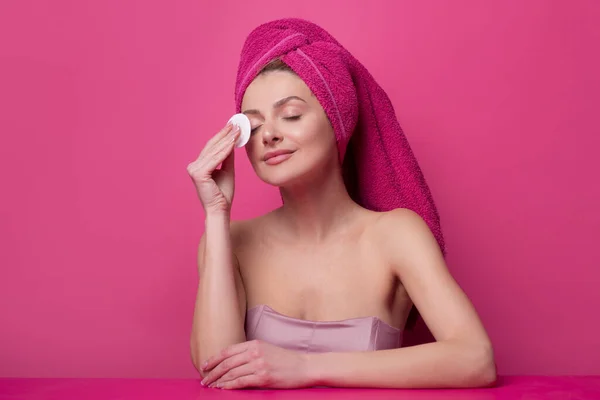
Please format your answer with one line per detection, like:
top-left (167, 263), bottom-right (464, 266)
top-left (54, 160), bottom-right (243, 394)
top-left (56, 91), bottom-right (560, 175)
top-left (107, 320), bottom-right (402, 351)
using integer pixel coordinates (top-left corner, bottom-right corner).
top-left (187, 123), bottom-right (240, 215)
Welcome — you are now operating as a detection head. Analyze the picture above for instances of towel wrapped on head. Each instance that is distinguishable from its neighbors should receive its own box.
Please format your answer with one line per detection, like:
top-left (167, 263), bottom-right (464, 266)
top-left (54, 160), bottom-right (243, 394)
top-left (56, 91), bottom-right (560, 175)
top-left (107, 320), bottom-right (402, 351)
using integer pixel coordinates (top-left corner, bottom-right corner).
top-left (234, 18), bottom-right (445, 259)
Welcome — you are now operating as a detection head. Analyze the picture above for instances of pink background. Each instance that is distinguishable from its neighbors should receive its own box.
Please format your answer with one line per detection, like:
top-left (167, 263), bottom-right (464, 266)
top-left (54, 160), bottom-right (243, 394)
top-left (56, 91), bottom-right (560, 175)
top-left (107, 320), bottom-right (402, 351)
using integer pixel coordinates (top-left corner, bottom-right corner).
top-left (1, 0), bottom-right (599, 378)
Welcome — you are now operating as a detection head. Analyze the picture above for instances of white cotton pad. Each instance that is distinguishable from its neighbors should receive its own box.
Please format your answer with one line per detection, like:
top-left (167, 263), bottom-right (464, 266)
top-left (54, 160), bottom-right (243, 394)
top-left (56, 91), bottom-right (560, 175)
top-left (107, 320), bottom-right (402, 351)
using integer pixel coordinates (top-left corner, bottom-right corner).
top-left (227, 113), bottom-right (251, 148)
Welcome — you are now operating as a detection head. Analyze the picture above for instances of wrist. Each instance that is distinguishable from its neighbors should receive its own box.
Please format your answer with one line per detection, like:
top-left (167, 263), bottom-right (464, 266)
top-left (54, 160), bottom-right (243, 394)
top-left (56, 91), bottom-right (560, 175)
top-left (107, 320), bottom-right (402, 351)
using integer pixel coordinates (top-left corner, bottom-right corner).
top-left (204, 212), bottom-right (230, 225)
top-left (304, 352), bottom-right (327, 387)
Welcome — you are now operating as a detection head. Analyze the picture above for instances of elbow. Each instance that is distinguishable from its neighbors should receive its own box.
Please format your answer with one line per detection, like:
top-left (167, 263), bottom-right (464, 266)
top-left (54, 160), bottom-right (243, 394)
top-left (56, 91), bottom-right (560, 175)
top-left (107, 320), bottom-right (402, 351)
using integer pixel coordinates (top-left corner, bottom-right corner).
top-left (463, 342), bottom-right (497, 388)
top-left (190, 350), bottom-right (201, 376)
top-left (191, 352), bottom-right (209, 379)
top-left (190, 345), bottom-right (208, 379)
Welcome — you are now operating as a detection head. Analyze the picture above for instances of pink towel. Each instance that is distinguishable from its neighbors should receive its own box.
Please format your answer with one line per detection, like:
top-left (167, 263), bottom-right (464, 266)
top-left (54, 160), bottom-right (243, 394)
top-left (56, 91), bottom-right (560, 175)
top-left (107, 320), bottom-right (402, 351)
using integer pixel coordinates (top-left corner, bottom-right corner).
top-left (234, 18), bottom-right (445, 255)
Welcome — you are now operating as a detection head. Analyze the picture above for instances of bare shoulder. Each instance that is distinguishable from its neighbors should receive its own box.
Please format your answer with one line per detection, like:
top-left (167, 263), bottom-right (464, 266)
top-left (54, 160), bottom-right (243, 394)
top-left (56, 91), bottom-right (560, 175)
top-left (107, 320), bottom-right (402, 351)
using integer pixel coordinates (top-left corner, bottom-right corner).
top-left (229, 218), bottom-right (252, 245)
top-left (373, 207), bottom-right (434, 240)
top-left (229, 211), bottom-right (275, 254)
top-left (229, 217), bottom-right (258, 250)
top-left (372, 208), bottom-right (444, 273)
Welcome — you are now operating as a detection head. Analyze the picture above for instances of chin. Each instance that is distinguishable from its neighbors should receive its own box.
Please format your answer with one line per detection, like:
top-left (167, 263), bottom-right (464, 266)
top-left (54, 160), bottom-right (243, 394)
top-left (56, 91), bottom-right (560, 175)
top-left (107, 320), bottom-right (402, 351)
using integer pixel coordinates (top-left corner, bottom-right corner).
top-left (258, 169), bottom-right (305, 187)
top-left (256, 163), bottom-right (315, 188)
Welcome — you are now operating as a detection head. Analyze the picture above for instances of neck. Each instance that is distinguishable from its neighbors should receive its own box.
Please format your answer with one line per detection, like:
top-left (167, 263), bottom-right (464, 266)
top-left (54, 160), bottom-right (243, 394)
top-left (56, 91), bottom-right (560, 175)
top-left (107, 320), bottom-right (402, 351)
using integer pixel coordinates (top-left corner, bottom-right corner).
top-left (278, 166), bottom-right (358, 242)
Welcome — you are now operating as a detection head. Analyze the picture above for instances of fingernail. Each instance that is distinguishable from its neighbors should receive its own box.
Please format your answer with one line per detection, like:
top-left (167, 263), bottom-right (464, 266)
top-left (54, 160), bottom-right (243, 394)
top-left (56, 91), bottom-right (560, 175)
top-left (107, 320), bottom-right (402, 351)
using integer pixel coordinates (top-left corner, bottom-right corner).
top-left (231, 125), bottom-right (240, 133)
top-left (201, 361), bottom-right (208, 369)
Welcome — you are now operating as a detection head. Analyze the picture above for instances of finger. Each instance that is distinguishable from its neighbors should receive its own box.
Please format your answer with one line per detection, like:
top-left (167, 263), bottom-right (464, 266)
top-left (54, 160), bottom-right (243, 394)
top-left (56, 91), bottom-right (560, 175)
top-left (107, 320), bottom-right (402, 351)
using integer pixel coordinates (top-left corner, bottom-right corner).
top-left (190, 135), bottom-right (236, 176)
top-left (206, 122), bottom-right (234, 148)
top-left (213, 361), bottom-right (256, 386)
top-left (220, 141), bottom-right (235, 174)
top-left (214, 126), bottom-right (239, 166)
top-left (201, 341), bottom-right (250, 372)
top-left (202, 138), bottom-right (236, 174)
top-left (201, 352), bottom-right (251, 387)
top-left (196, 123), bottom-right (235, 159)
top-left (203, 124), bottom-right (238, 162)
top-left (217, 375), bottom-right (262, 390)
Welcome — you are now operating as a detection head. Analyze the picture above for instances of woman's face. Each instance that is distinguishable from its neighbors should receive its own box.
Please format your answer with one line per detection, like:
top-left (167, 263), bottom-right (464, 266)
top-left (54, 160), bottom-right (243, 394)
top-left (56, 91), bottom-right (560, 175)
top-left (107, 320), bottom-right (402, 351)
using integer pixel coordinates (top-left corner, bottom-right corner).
top-left (241, 70), bottom-right (338, 187)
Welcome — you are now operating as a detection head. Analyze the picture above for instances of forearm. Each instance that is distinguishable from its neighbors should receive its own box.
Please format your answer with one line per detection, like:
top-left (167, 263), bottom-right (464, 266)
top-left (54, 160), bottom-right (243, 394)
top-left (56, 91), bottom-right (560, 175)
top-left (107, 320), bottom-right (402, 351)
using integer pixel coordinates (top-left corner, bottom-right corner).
top-left (307, 339), bottom-right (496, 389)
top-left (191, 214), bottom-right (246, 373)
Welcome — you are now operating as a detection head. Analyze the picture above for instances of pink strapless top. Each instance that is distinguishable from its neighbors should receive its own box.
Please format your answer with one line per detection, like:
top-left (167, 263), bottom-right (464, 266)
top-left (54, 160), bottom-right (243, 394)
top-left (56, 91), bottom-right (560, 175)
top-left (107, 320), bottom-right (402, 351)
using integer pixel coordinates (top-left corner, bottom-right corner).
top-left (245, 305), bottom-right (403, 353)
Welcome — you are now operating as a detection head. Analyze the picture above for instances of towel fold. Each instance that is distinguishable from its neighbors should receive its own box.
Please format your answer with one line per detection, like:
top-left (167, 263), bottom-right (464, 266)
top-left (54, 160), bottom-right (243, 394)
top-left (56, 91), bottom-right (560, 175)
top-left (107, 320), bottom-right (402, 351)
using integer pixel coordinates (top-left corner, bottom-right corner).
top-left (234, 18), bottom-right (445, 256)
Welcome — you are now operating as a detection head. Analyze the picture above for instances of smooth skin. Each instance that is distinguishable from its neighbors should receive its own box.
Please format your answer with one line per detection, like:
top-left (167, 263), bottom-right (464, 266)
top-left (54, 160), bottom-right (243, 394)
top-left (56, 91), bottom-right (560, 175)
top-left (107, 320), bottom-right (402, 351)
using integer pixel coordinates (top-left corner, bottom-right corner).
top-left (188, 70), bottom-right (497, 389)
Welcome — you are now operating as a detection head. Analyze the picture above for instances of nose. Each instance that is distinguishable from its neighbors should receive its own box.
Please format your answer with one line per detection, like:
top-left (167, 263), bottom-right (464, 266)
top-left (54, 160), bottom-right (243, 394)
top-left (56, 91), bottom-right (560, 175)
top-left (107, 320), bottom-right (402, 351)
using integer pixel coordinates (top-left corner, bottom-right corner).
top-left (261, 122), bottom-right (283, 146)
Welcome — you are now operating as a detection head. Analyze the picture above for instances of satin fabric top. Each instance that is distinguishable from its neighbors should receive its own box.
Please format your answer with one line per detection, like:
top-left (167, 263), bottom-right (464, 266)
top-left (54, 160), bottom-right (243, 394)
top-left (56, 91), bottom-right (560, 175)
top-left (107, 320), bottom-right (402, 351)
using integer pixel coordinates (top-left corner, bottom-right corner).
top-left (245, 305), bottom-right (403, 353)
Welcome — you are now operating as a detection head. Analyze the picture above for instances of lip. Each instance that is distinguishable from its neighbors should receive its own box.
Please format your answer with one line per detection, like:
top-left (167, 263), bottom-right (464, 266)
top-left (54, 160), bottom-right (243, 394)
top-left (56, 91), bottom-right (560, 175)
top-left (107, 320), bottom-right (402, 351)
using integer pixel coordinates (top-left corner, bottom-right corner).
top-left (263, 149), bottom-right (294, 165)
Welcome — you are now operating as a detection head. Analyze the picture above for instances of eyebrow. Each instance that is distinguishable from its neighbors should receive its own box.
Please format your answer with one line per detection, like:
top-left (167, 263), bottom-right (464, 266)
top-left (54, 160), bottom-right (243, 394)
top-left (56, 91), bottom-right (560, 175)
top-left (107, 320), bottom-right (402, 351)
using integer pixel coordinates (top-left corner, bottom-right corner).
top-left (242, 96), bottom-right (306, 116)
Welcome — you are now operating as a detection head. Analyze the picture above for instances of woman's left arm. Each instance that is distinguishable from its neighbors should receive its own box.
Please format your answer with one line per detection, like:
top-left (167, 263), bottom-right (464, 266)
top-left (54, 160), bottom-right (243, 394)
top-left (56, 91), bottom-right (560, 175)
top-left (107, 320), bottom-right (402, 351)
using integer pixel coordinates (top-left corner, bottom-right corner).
top-left (307, 208), bottom-right (496, 388)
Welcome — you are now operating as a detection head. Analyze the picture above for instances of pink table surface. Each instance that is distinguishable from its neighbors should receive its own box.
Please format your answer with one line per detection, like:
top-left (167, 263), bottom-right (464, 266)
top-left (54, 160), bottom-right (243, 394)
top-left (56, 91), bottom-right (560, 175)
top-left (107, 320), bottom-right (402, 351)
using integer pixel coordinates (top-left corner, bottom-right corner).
top-left (1, 376), bottom-right (599, 399)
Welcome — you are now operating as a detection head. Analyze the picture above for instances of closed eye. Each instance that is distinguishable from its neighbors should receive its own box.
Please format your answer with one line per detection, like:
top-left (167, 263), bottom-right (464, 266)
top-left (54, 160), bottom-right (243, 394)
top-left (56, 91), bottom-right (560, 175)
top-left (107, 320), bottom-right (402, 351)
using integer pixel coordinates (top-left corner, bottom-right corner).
top-left (250, 116), bottom-right (301, 134)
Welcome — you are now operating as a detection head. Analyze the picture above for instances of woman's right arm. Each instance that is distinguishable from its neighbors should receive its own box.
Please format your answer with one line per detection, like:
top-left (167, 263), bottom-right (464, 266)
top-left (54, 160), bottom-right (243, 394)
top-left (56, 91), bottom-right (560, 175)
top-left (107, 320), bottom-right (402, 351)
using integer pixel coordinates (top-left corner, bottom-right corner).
top-left (190, 215), bottom-right (246, 376)
top-left (186, 122), bottom-right (247, 377)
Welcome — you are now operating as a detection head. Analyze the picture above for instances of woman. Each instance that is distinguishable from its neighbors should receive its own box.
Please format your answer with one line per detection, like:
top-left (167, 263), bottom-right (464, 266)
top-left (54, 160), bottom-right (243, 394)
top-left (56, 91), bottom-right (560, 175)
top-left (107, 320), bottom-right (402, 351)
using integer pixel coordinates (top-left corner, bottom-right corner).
top-left (187, 18), bottom-right (496, 390)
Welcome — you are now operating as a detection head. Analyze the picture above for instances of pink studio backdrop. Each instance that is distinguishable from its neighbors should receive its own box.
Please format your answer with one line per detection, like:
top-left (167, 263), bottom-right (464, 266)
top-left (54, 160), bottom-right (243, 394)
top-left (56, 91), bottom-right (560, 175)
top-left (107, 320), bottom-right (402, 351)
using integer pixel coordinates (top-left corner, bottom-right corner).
top-left (1, 0), bottom-right (599, 378)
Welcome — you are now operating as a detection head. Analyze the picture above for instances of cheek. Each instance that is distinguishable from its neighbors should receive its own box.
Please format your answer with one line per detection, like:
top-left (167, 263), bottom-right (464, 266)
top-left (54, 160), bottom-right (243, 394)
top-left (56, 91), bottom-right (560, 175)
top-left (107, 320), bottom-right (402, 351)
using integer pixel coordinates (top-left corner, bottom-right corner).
top-left (292, 117), bottom-right (328, 145)
top-left (301, 122), bottom-right (336, 152)
top-left (244, 138), bottom-right (264, 167)
top-left (245, 136), bottom-right (257, 154)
